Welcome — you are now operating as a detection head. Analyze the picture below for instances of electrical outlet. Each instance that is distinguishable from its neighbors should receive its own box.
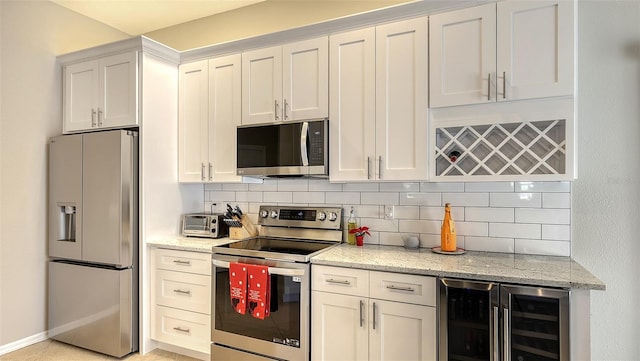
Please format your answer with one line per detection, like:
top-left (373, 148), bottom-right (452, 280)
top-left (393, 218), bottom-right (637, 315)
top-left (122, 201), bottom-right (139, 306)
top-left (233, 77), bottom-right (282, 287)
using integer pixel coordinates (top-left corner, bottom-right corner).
top-left (384, 205), bottom-right (394, 220)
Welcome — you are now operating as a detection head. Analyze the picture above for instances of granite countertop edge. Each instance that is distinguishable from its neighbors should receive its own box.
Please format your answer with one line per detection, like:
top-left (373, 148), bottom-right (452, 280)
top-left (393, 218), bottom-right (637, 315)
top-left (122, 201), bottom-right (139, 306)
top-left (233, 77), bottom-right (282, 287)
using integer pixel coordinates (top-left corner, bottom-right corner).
top-left (310, 244), bottom-right (606, 291)
top-left (146, 236), bottom-right (234, 253)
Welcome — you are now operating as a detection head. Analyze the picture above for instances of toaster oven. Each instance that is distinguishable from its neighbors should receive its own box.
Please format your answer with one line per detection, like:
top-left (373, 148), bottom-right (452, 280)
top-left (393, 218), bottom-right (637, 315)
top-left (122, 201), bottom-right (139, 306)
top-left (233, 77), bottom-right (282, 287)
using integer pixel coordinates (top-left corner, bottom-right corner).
top-left (182, 213), bottom-right (228, 238)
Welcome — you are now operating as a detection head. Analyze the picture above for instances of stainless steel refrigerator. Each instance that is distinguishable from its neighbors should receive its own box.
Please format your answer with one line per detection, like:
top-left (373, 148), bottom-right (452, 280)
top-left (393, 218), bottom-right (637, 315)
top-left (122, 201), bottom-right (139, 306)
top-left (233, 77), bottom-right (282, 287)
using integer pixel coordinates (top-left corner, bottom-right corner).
top-left (48, 129), bottom-right (138, 357)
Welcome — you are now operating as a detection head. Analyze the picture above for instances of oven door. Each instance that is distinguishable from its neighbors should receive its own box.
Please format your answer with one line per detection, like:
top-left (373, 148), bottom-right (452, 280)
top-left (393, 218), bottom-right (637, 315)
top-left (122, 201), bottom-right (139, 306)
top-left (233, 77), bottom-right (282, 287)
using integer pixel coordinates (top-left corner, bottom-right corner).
top-left (211, 254), bottom-right (309, 361)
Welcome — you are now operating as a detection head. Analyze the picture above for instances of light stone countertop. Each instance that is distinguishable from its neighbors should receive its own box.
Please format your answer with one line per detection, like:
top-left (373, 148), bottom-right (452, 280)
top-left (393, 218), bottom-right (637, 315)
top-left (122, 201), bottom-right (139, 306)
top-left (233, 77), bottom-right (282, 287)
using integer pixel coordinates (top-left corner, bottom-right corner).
top-left (310, 244), bottom-right (606, 291)
top-left (146, 236), bottom-right (234, 253)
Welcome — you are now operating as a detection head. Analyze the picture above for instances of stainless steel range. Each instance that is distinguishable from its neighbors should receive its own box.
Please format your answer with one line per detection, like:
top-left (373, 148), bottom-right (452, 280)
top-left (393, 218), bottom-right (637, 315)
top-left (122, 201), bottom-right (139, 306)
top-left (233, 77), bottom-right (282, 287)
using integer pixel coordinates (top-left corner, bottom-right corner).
top-left (211, 205), bottom-right (342, 361)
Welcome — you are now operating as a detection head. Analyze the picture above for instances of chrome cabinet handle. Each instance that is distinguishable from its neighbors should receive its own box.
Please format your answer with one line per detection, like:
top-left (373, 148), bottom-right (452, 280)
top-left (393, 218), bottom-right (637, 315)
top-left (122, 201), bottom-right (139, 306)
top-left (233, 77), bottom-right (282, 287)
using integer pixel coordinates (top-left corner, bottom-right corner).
top-left (488, 73), bottom-right (492, 101)
top-left (201, 163), bottom-right (205, 181)
top-left (209, 163), bottom-right (213, 181)
top-left (173, 326), bottom-right (190, 333)
top-left (372, 302), bottom-right (377, 330)
top-left (300, 121), bottom-right (309, 166)
top-left (503, 307), bottom-right (510, 361)
top-left (284, 99), bottom-right (289, 120)
top-left (97, 108), bottom-right (103, 126)
top-left (274, 100), bottom-right (279, 120)
top-left (91, 109), bottom-right (97, 127)
top-left (386, 284), bottom-right (415, 292)
top-left (493, 306), bottom-right (499, 361)
top-left (173, 259), bottom-right (191, 265)
top-left (367, 156), bottom-right (371, 179)
top-left (359, 300), bottom-right (364, 327)
top-left (326, 278), bottom-right (351, 285)
top-left (378, 156), bottom-right (382, 179)
top-left (173, 289), bottom-right (191, 295)
top-left (502, 71), bottom-right (507, 99)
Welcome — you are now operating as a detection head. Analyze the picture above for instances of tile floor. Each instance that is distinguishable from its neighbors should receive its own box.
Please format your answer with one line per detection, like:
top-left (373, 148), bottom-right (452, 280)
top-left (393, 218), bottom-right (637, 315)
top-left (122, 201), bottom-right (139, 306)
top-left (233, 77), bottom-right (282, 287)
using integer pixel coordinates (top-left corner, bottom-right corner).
top-left (0, 340), bottom-right (200, 361)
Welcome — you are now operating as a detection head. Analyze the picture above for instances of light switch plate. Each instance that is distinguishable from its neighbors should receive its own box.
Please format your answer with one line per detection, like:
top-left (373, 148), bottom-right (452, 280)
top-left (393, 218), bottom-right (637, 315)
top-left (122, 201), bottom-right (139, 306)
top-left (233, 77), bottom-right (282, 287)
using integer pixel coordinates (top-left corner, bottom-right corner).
top-left (384, 205), bottom-right (394, 220)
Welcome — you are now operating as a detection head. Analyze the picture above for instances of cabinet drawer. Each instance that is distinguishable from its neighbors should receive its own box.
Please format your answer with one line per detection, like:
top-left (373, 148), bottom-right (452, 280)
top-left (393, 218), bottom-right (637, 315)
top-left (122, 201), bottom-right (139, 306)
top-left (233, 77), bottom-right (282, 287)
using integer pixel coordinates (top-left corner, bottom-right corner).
top-left (312, 265), bottom-right (369, 297)
top-left (154, 248), bottom-right (211, 275)
top-left (152, 305), bottom-right (211, 354)
top-left (155, 269), bottom-right (211, 314)
top-left (370, 271), bottom-right (436, 306)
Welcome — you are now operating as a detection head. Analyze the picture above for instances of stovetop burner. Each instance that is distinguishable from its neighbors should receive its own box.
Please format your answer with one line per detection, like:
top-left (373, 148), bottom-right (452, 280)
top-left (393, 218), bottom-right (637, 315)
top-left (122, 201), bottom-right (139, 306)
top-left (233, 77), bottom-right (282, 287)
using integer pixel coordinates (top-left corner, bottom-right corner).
top-left (213, 237), bottom-right (337, 263)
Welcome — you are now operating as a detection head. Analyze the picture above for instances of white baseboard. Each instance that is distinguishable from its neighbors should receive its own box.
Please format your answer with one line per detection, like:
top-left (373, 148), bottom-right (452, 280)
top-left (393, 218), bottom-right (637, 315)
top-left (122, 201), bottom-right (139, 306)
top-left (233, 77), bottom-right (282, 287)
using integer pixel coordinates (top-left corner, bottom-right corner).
top-left (156, 341), bottom-right (209, 361)
top-left (0, 332), bottom-right (49, 356)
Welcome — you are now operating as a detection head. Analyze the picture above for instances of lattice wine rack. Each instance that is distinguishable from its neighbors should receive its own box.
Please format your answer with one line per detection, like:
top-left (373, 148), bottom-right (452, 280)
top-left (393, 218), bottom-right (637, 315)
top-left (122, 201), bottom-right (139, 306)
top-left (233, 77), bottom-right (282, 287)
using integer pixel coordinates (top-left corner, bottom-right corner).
top-left (434, 119), bottom-right (567, 178)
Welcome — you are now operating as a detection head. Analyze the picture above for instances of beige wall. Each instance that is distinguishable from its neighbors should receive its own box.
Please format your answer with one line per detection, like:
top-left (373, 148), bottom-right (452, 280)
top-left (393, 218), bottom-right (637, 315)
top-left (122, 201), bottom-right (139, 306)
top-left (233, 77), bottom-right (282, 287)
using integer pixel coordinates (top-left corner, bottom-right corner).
top-left (144, 0), bottom-right (410, 50)
top-left (0, 0), bottom-right (128, 347)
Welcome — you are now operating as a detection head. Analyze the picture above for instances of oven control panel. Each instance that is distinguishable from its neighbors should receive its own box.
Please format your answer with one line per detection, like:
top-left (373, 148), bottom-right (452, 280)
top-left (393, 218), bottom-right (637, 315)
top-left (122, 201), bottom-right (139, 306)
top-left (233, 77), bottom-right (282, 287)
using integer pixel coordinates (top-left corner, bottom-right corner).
top-left (258, 206), bottom-right (342, 230)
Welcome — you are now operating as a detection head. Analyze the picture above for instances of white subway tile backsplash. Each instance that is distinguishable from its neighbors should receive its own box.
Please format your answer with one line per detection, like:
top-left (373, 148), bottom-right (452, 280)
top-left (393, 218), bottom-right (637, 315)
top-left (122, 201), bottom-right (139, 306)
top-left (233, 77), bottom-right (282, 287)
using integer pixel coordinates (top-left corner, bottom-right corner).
top-left (542, 193), bottom-right (571, 208)
top-left (400, 192), bottom-right (441, 206)
top-left (361, 192), bottom-right (399, 205)
top-left (443, 193), bottom-right (489, 207)
top-left (490, 193), bottom-right (542, 208)
top-left (465, 237), bottom-right (515, 253)
top-left (542, 224), bottom-right (571, 241)
top-left (465, 207), bottom-right (514, 222)
top-left (420, 182), bottom-right (464, 192)
top-left (326, 192), bottom-right (360, 205)
top-left (515, 239), bottom-right (570, 257)
top-left (380, 182), bottom-right (420, 192)
top-left (490, 223), bottom-right (541, 239)
top-left (515, 181), bottom-right (570, 193)
top-left (292, 192), bottom-right (325, 204)
top-left (277, 179), bottom-right (308, 191)
top-left (455, 222), bottom-right (489, 237)
top-left (201, 179), bottom-right (572, 256)
top-left (465, 182), bottom-right (514, 192)
top-left (515, 208), bottom-right (570, 225)
top-left (263, 192), bottom-right (292, 203)
top-left (420, 206), bottom-right (464, 221)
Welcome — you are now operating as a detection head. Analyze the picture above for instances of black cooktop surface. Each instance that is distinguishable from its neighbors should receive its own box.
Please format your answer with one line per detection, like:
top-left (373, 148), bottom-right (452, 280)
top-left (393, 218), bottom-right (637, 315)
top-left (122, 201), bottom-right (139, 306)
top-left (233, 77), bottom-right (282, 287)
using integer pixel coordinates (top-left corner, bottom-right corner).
top-left (213, 237), bottom-right (337, 262)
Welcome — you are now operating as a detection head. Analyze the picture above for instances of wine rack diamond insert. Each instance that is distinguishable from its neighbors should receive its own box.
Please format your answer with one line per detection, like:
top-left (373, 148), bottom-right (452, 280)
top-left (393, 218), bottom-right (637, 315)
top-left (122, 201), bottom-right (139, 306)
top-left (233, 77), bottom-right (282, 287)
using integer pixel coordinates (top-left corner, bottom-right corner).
top-left (435, 119), bottom-right (567, 177)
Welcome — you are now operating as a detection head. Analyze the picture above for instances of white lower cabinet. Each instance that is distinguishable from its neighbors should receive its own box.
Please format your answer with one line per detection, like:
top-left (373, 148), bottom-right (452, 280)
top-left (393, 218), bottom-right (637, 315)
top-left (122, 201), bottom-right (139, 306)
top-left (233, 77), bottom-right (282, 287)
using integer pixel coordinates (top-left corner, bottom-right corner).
top-left (151, 248), bottom-right (211, 355)
top-left (311, 265), bottom-right (436, 361)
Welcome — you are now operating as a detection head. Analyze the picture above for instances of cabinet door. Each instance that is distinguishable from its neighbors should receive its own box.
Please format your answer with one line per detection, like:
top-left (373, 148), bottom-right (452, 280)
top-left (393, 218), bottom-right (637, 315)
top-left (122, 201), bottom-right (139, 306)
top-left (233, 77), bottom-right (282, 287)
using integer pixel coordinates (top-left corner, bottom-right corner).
top-left (99, 52), bottom-right (138, 128)
top-left (369, 299), bottom-right (436, 361)
top-left (497, 1), bottom-right (574, 101)
top-left (329, 28), bottom-right (376, 182)
top-left (209, 54), bottom-right (242, 182)
top-left (282, 37), bottom-right (328, 121)
top-left (242, 46), bottom-right (282, 124)
top-left (178, 60), bottom-right (209, 182)
top-left (63, 59), bottom-right (99, 133)
top-left (430, 4), bottom-right (497, 107)
top-left (376, 17), bottom-right (428, 181)
top-left (311, 291), bottom-right (368, 361)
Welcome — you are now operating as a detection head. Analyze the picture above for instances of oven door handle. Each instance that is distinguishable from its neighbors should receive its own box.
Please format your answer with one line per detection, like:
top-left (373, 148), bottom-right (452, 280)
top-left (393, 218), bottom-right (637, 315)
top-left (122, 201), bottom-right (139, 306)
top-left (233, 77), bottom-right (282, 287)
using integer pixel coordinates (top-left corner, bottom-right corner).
top-left (212, 259), bottom-right (306, 277)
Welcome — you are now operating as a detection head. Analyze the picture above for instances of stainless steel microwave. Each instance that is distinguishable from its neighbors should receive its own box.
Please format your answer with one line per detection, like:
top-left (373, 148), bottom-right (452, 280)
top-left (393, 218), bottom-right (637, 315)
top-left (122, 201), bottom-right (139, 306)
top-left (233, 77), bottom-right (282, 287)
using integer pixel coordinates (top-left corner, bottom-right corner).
top-left (236, 118), bottom-right (328, 178)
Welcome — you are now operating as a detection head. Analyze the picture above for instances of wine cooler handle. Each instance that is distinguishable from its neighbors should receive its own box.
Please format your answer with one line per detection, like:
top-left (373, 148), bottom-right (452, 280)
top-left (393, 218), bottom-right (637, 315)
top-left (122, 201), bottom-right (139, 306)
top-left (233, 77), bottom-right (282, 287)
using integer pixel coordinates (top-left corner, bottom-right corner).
top-left (503, 307), bottom-right (510, 361)
top-left (493, 306), bottom-right (499, 361)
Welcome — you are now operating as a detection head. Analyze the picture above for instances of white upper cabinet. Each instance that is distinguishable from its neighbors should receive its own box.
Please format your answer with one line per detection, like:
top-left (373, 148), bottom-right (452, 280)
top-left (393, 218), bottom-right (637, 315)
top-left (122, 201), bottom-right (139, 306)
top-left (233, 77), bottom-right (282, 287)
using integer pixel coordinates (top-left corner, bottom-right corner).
top-left (330, 18), bottom-right (428, 182)
top-left (178, 55), bottom-right (242, 183)
top-left (63, 52), bottom-right (138, 133)
top-left (242, 37), bottom-right (328, 125)
top-left (430, 0), bottom-right (574, 108)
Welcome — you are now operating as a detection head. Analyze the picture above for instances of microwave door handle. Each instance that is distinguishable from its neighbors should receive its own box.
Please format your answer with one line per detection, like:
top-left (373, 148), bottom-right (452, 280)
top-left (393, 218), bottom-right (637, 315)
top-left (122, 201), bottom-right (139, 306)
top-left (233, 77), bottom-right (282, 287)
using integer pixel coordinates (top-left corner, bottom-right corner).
top-left (212, 259), bottom-right (306, 277)
top-left (300, 121), bottom-right (309, 166)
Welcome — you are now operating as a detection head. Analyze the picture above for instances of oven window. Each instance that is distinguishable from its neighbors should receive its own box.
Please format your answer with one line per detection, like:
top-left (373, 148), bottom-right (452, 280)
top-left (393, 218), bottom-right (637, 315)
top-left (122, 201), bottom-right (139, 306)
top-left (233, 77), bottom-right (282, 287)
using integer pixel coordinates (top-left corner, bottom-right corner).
top-left (215, 268), bottom-right (301, 347)
top-left (184, 216), bottom-right (208, 231)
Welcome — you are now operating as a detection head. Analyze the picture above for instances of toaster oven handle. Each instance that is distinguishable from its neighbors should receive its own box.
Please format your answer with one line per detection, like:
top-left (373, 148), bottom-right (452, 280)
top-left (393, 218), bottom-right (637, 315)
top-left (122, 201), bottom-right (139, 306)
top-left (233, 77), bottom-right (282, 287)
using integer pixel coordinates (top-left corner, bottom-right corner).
top-left (212, 259), bottom-right (306, 277)
top-left (300, 121), bottom-right (309, 167)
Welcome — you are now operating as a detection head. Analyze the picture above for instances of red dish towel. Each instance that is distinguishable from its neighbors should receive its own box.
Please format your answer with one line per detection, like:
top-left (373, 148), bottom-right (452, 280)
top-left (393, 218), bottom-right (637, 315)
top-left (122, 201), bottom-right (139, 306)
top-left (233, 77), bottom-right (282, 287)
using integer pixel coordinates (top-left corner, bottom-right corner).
top-left (229, 262), bottom-right (247, 315)
top-left (246, 264), bottom-right (270, 319)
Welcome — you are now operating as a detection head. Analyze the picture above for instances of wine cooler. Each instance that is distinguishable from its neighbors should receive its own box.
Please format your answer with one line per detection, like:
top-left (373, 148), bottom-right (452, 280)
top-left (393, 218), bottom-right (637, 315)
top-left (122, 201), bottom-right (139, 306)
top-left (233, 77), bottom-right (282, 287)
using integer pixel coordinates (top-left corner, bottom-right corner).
top-left (439, 279), bottom-right (569, 361)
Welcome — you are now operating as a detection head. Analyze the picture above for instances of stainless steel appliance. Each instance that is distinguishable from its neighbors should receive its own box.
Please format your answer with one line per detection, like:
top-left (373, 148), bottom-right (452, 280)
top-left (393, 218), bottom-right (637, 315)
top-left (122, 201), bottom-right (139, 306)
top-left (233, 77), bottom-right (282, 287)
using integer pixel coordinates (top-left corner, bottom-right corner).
top-left (48, 130), bottom-right (138, 358)
top-left (236, 118), bottom-right (328, 178)
top-left (439, 279), bottom-right (569, 361)
top-left (182, 213), bottom-right (228, 238)
top-left (211, 205), bottom-right (342, 361)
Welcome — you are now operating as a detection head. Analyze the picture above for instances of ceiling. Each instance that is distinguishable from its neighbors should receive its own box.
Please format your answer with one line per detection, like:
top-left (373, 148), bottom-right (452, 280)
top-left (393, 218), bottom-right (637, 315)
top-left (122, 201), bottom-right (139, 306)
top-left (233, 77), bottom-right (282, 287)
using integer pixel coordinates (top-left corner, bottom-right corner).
top-left (51, 0), bottom-right (267, 36)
